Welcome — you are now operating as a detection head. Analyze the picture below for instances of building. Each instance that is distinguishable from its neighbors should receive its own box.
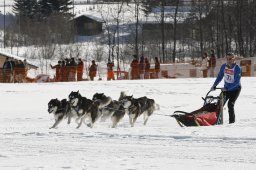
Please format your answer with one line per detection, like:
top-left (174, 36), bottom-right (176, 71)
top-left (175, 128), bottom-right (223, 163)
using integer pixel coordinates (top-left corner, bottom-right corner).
top-left (0, 51), bottom-right (37, 69)
top-left (0, 51), bottom-right (38, 83)
top-left (73, 14), bottom-right (104, 36)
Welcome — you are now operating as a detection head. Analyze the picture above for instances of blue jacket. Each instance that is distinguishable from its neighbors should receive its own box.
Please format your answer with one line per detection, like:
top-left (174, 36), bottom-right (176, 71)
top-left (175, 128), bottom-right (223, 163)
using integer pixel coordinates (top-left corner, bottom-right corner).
top-left (213, 63), bottom-right (241, 91)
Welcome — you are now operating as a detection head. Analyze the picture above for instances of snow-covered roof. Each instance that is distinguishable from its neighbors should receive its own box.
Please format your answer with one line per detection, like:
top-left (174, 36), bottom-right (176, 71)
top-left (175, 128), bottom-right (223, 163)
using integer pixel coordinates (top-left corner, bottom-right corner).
top-left (74, 13), bottom-right (104, 23)
top-left (0, 51), bottom-right (38, 69)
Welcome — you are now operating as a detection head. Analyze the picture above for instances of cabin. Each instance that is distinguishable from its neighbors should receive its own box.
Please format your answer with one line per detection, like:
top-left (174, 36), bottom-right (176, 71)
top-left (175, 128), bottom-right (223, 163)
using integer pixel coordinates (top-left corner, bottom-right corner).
top-left (73, 14), bottom-right (104, 36)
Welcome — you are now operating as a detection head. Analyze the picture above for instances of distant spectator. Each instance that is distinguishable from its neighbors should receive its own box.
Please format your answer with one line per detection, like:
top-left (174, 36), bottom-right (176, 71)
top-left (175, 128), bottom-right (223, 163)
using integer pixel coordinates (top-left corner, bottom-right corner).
top-left (155, 57), bottom-right (160, 78)
top-left (2, 57), bottom-right (13, 83)
top-left (89, 60), bottom-right (97, 81)
top-left (50, 61), bottom-right (62, 82)
top-left (107, 59), bottom-right (115, 81)
top-left (208, 49), bottom-right (216, 77)
top-left (139, 56), bottom-right (145, 79)
top-left (144, 57), bottom-right (150, 79)
top-left (130, 55), bottom-right (139, 80)
top-left (64, 58), bottom-right (70, 81)
top-left (14, 60), bottom-right (26, 83)
top-left (60, 60), bottom-right (66, 82)
top-left (77, 58), bottom-right (84, 81)
top-left (69, 58), bottom-right (77, 81)
top-left (200, 52), bottom-right (208, 78)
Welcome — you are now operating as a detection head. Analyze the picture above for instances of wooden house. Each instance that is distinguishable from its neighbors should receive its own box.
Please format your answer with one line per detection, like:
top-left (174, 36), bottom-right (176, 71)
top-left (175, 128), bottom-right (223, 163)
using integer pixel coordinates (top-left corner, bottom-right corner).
top-left (73, 14), bottom-right (104, 36)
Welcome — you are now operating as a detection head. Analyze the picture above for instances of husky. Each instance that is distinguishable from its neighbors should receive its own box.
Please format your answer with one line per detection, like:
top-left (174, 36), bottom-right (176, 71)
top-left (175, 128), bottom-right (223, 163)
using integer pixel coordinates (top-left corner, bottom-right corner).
top-left (92, 92), bottom-right (128, 128)
top-left (92, 93), bottom-right (114, 121)
top-left (121, 95), bottom-right (160, 127)
top-left (68, 91), bottom-right (110, 128)
top-left (47, 98), bottom-right (71, 129)
top-left (110, 91), bottom-right (129, 128)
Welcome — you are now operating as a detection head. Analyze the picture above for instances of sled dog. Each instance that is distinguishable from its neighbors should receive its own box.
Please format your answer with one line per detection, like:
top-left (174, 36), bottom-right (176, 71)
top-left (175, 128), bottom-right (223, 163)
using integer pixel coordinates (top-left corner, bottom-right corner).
top-left (92, 93), bottom-right (114, 121)
top-left (48, 98), bottom-right (71, 129)
top-left (110, 91), bottom-right (129, 128)
top-left (69, 91), bottom-right (110, 128)
top-left (92, 92), bottom-right (128, 128)
top-left (121, 95), bottom-right (160, 127)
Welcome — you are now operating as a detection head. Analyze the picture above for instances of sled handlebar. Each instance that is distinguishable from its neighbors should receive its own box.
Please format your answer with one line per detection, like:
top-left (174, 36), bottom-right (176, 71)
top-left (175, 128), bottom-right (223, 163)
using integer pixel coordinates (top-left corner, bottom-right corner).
top-left (202, 87), bottom-right (223, 104)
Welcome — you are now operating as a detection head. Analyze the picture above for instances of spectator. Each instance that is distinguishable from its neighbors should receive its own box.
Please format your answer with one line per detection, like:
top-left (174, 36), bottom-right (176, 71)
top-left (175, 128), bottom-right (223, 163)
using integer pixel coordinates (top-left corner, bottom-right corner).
top-left (14, 60), bottom-right (26, 83)
top-left (3, 57), bottom-right (13, 83)
top-left (69, 58), bottom-right (77, 81)
top-left (139, 56), bottom-right (145, 79)
top-left (200, 52), bottom-right (208, 78)
top-left (155, 57), bottom-right (160, 78)
top-left (208, 49), bottom-right (216, 77)
top-left (64, 58), bottom-right (71, 81)
top-left (50, 61), bottom-right (62, 82)
top-left (130, 55), bottom-right (139, 80)
top-left (107, 59), bottom-right (115, 81)
top-left (144, 57), bottom-right (150, 79)
top-left (89, 60), bottom-right (97, 81)
top-left (61, 60), bottom-right (67, 82)
top-left (77, 58), bottom-right (84, 81)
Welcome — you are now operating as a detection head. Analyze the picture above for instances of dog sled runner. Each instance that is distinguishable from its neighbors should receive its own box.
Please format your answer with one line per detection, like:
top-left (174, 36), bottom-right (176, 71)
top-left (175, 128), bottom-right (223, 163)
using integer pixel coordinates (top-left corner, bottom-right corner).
top-left (171, 88), bottom-right (224, 127)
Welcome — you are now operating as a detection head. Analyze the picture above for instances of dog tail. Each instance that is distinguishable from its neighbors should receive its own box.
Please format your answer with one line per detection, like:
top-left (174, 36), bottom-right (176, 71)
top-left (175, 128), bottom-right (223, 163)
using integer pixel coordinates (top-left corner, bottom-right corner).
top-left (98, 97), bottom-right (112, 109)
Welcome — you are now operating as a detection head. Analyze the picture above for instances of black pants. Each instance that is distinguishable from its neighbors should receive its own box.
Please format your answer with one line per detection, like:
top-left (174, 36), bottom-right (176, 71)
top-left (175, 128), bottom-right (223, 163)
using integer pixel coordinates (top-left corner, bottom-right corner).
top-left (223, 88), bottom-right (241, 123)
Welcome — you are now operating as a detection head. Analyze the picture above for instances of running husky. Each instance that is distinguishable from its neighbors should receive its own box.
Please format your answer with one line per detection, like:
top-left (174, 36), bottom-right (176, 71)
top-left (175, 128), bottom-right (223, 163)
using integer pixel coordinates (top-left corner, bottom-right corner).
top-left (111, 91), bottom-right (128, 128)
top-left (68, 91), bottom-right (110, 128)
top-left (48, 98), bottom-right (71, 129)
top-left (92, 92), bottom-right (128, 128)
top-left (121, 95), bottom-right (160, 127)
top-left (92, 93), bottom-right (115, 121)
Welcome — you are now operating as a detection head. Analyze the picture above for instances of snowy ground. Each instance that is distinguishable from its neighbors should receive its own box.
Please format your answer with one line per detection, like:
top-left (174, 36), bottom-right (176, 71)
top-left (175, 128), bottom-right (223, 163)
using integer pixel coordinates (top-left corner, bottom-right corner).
top-left (0, 78), bottom-right (256, 170)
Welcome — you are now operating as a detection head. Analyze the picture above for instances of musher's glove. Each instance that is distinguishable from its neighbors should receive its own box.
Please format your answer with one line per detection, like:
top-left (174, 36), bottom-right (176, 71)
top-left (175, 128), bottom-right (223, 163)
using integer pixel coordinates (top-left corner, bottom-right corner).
top-left (221, 87), bottom-right (227, 92)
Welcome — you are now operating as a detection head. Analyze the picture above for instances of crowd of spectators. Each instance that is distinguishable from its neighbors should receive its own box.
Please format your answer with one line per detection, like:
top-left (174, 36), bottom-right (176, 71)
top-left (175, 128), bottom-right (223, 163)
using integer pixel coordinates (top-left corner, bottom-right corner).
top-left (50, 58), bottom-right (84, 82)
top-left (130, 55), bottom-right (160, 80)
top-left (2, 57), bottom-right (27, 83)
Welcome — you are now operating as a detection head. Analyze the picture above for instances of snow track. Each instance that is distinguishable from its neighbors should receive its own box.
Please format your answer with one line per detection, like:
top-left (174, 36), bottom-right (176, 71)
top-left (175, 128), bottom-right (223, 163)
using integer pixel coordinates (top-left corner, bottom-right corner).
top-left (1, 78), bottom-right (256, 169)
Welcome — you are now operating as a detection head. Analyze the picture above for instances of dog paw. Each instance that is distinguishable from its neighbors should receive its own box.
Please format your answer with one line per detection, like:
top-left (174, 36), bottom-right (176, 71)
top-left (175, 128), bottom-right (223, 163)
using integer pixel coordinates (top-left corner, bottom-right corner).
top-left (87, 123), bottom-right (94, 128)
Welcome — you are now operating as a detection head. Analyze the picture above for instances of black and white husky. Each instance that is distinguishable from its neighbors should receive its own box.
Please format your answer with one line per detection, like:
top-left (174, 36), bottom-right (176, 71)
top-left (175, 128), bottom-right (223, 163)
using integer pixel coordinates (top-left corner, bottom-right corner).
top-left (110, 91), bottom-right (128, 128)
top-left (92, 92), bottom-right (128, 128)
top-left (92, 93), bottom-right (115, 121)
top-left (48, 98), bottom-right (71, 129)
top-left (121, 95), bottom-right (160, 127)
top-left (68, 91), bottom-right (110, 128)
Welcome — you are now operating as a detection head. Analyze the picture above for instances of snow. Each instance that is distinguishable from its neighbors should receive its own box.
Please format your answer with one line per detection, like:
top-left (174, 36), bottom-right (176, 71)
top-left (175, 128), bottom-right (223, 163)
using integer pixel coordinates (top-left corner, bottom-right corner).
top-left (0, 77), bottom-right (256, 169)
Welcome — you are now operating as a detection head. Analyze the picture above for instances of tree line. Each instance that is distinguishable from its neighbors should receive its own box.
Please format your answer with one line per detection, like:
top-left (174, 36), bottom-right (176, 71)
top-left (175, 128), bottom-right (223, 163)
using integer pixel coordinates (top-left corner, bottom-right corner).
top-left (3, 0), bottom-right (256, 67)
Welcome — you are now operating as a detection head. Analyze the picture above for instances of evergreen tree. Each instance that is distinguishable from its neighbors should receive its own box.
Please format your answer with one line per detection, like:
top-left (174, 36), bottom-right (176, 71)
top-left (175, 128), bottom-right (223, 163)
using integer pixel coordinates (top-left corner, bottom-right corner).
top-left (38, 0), bottom-right (73, 18)
top-left (38, 0), bottom-right (52, 19)
top-left (58, 0), bottom-right (73, 14)
top-left (13, 0), bottom-right (37, 19)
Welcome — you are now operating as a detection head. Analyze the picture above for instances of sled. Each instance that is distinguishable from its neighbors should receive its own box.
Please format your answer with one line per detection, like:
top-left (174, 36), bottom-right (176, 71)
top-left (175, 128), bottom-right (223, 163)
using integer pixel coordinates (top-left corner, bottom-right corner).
top-left (171, 88), bottom-right (224, 127)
